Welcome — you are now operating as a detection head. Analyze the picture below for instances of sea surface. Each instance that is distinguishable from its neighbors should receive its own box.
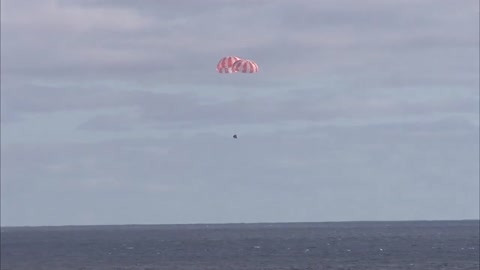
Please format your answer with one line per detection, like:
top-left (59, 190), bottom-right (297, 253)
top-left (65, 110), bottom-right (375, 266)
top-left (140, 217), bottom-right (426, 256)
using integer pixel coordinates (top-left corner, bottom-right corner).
top-left (1, 220), bottom-right (479, 270)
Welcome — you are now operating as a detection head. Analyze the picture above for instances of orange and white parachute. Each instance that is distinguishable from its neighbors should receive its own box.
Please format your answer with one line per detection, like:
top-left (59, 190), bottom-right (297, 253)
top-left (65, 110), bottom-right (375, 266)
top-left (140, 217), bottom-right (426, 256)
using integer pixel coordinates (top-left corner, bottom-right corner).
top-left (232, 59), bottom-right (259, 73)
top-left (216, 56), bottom-right (241, 73)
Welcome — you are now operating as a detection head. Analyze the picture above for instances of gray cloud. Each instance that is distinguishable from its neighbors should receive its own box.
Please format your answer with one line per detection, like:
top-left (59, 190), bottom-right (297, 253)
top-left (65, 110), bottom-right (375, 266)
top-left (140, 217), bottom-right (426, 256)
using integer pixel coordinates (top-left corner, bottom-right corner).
top-left (74, 90), bottom-right (478, 132)
top-left (1, 0), bottom-right (478, 226)
top-left (2, 119), bottom-right (478, 225)
top-left (3, 77), bottom-right (477, 130)
top-left (2, 0), bottom-right (477, 85)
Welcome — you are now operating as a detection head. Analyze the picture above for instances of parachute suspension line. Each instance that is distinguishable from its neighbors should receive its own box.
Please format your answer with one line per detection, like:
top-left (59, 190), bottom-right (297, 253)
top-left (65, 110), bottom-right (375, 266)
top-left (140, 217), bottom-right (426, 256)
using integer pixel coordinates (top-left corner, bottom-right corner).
top-left (216, 56), bottom-right (259, 138)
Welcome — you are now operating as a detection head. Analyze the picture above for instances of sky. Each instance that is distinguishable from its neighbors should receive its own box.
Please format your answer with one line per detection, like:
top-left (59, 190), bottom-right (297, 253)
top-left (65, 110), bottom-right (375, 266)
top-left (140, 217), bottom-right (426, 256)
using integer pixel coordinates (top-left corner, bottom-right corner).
top-left (1, 0), bottom-right (479, 227)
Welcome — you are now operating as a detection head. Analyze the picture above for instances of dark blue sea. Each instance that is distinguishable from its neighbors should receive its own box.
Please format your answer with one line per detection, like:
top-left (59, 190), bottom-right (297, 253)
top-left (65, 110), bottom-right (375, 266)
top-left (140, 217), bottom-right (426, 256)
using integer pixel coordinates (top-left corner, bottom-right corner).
top-left (1, 220), bottom-right (479, 270)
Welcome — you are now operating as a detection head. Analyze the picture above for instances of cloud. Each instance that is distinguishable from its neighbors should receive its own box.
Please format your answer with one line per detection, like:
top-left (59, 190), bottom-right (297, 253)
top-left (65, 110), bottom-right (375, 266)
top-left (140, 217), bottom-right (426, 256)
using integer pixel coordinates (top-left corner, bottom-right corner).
top-left (3, 0), bottom-right (151, 32)
top-left (1, 0), bottom-right (478, 226)
top-left (3, 75), bottom-right (478, 130)
top-left (2, 119), bottom-right (478, 225)
top-left (2, 0), bottom-right (156, 76)
top-left (2, 0), bottom-right (477, 85)
top-left (74, 89), bottom-right (478, 132)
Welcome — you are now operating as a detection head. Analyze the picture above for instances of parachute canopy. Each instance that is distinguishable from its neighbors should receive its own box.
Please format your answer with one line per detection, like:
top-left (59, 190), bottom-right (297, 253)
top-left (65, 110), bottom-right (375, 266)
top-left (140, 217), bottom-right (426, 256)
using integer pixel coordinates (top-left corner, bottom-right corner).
top-left (217, 56), bottom-right (241, 73)
top-left (216, 56), bottom-right (258, 74)
top-left (232, 59), bottom-right (259, 73)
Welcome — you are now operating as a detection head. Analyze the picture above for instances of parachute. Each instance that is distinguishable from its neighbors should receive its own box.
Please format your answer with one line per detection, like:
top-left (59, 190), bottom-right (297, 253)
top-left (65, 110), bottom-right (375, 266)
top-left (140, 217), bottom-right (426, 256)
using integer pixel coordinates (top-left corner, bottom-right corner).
top-left (216, 56), bottom-right (259, 74)
top-left (216, 56), bottom-right (259, 139)
top-left (232, 59), bottom-right (259, 73)
top-left (217, 56), bottom-right (241, 73)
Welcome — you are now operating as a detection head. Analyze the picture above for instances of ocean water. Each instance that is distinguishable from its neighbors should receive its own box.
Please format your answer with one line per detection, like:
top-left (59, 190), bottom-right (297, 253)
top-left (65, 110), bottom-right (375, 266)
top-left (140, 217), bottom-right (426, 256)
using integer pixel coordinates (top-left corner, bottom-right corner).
top-left (1, 220), bottom-right (479, 270)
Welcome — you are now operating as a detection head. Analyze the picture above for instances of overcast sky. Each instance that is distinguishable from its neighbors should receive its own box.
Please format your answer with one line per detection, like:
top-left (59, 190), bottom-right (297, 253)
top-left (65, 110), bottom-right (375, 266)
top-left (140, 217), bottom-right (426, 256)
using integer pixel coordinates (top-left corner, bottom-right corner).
top-left (1, 0), bottom-right (479, 227)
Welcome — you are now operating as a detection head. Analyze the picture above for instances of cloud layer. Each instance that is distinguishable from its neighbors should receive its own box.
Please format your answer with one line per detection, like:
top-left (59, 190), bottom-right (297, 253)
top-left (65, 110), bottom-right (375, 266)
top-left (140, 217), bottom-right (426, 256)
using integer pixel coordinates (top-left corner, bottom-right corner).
top-left (1, 0), bottom-right (479, 226)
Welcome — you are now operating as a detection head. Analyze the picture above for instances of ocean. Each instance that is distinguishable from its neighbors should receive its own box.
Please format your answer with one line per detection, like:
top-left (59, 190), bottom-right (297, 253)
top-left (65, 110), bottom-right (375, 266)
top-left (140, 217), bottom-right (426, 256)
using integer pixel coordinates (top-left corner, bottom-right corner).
top-left (1, 220), bottom-right (479, 270)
